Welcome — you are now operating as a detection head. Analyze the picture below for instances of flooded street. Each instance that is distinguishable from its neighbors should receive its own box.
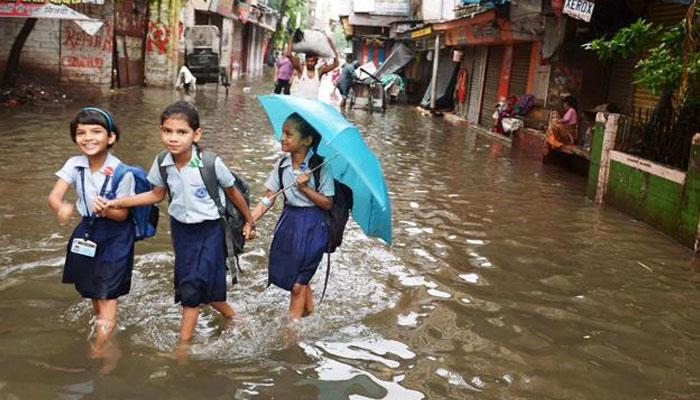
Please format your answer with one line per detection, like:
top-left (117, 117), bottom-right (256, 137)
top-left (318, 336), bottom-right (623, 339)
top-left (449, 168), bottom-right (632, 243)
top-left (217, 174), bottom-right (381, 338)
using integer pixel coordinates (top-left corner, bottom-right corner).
top-left (1, 81), bottom-right (700, 399)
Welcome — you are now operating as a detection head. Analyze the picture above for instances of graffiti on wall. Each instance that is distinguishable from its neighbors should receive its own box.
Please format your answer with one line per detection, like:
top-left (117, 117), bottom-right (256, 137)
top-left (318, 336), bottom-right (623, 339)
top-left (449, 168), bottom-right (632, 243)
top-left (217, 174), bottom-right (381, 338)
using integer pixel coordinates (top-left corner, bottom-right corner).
top-left (147, 20), bottom-right (170, 54)
top-left (62, 56), bottom-right (103, 68)
top-left (62, 20), bottom-right (111, 51)
top-left (60, 20), bottom-right (111, 83)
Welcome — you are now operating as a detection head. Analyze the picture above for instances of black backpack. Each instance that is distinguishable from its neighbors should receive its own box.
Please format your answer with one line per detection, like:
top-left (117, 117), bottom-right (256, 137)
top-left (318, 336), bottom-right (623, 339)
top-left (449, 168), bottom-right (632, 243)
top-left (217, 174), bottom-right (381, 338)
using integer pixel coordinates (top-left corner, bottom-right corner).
top-left (277, 154), bottom-right (353, 300)
top-left (158, 150), bottom-right (250, 285)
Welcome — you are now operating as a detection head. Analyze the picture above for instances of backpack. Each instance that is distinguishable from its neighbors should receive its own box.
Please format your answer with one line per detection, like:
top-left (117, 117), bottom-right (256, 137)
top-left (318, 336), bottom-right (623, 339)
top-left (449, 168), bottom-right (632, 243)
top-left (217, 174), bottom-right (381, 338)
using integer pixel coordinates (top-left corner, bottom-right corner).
top-left (277, 154), bottom-right (353, 300)
top-left (157, 150), bottom-right (250, 285)
top-left (110, 163), bottom-right (159, 241)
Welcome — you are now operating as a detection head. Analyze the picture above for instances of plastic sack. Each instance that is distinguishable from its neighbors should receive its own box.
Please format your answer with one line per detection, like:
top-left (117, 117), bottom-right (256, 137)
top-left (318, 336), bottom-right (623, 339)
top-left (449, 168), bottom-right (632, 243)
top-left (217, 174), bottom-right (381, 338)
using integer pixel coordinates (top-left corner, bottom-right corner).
top-left (501, 117), bottom-right (524, 133)
top-left (292, 29), bottom-right (334, 58)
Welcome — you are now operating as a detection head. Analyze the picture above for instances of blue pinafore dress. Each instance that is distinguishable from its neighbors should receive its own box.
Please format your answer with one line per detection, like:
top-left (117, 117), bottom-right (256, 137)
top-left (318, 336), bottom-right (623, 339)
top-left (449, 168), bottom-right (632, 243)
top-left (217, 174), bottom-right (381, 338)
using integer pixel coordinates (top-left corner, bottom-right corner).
top-left (170, 217), bottom-right (227, 307)
top-left (63, 169), bottom-right (135, 299)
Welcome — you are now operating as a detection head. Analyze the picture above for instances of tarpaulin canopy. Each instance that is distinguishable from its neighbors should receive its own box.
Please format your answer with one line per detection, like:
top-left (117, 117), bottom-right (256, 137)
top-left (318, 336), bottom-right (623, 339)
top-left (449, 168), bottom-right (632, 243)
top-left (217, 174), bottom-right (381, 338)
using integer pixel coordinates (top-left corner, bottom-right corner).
top-left (374, 42), bottom-right (414, 79)
top-left (0, 1), bottom-right (104, 35)
top-left (420, 50), bottom-right (459, 109)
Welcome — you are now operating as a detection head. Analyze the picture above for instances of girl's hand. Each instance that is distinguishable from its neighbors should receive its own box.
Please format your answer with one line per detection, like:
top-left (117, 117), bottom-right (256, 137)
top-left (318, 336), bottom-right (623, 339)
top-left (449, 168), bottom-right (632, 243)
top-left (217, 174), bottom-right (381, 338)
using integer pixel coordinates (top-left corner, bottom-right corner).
top-left (296, 172), bottom-right (310, 188)
top-left (243, 222), bottom-right (256, 240)
top-left (57, 203), bottom-right (74, 225)
top-left (92, 197), bottom-right (107, 216)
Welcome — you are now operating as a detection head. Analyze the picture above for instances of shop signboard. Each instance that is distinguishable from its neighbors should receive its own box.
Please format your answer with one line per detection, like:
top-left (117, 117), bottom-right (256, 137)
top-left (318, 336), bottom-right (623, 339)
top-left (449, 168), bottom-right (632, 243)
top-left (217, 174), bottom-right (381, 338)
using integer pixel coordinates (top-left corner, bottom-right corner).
top-left (410, 26), bottom-right (432, 39)
top-left (563, 0), bottom-right (595, 22)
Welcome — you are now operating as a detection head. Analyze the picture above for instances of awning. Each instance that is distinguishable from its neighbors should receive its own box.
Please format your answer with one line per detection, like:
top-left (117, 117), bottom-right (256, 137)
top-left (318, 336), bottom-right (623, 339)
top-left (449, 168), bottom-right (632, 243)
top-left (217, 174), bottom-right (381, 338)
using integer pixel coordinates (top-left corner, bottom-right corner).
top-left (348, 13), bottom-right (402, 27)
top-left (0, 2), bottom-right (103, 35)
top-left (374, 42), bottom-right (414, 78)
top-left (435, 9), bottom-right (536, 46)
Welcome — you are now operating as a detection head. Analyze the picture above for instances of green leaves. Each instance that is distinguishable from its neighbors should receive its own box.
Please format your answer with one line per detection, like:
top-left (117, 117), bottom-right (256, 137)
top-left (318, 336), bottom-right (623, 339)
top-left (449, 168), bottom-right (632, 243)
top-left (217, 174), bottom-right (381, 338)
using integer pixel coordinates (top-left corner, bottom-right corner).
top-left (585, 11), bottom-right (699, 100)
top-left (584, 18), bottom-right (661, 61)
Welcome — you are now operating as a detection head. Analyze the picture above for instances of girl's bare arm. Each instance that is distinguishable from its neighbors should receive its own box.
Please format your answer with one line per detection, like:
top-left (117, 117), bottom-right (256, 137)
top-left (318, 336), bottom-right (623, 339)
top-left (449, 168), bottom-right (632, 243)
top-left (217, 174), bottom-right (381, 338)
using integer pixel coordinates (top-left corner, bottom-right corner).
top-left (48, 179), bottom-right (74, 225)
top-left (251, 189), bottom-right (276, 222)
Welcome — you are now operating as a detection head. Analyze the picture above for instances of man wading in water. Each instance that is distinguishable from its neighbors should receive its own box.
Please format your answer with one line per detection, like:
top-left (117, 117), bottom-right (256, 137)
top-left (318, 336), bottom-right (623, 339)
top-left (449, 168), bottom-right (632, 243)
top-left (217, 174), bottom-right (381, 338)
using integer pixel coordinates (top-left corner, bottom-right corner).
top-left (288, 37), bottom-right (338, 100)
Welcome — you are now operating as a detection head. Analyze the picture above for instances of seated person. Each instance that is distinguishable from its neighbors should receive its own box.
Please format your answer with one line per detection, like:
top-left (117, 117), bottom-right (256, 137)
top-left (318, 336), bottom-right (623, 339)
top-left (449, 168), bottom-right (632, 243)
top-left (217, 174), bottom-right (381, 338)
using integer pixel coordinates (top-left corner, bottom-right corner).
top-left (545, 95), bottom-right (578, 155)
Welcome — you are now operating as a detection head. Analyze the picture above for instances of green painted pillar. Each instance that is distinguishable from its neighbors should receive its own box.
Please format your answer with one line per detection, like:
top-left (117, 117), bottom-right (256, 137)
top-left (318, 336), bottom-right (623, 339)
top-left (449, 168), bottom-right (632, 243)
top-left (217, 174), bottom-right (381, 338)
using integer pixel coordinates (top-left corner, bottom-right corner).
top-left (586, 115), bottom-right (606, 200)
top-left (586, 113), bottom-right (621, 203)
top-left (682, 133), bottom-right (700, 250)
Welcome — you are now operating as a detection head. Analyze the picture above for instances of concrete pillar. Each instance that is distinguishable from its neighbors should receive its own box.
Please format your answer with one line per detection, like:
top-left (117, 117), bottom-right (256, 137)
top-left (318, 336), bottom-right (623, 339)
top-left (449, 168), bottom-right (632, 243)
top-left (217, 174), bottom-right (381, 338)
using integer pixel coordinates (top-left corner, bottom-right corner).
top-left (586, 112), bottom-right (621, 204)
top-left (429, 34), bottom-right (440, 111)
top-left (686, 133), bottom-right (700, 251)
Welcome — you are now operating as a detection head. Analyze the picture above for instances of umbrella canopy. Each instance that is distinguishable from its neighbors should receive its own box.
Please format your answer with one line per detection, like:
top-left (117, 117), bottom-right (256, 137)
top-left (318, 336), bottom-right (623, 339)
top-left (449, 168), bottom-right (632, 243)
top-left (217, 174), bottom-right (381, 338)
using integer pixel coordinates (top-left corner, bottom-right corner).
top-left (257, 95), bottom-right (392, 245)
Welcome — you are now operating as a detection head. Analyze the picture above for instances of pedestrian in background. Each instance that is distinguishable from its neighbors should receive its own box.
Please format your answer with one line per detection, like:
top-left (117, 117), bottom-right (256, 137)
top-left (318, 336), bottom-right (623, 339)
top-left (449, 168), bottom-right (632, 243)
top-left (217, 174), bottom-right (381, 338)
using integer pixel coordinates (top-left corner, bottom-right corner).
top-left (288, 36), bottom-right (339, 100)
top-left (274, 50), bottom-right (293, 95)
top-left (338, 55), bottom-right (359, 109)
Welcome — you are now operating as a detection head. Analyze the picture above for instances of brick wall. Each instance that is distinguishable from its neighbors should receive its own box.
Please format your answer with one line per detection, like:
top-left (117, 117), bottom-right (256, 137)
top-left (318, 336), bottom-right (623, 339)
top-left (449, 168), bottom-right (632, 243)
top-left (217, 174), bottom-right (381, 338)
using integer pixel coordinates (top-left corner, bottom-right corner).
top-left (0, 19), bottom-right (61, 77)
top-left (0, 3), bottom-right (113, 87)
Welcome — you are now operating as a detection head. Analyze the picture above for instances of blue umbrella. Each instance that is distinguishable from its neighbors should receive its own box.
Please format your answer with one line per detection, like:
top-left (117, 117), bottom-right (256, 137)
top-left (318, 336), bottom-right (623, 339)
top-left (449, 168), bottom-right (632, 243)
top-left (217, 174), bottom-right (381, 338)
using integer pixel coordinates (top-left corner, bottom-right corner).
top-left (257, 94), bottom-right (392, 245)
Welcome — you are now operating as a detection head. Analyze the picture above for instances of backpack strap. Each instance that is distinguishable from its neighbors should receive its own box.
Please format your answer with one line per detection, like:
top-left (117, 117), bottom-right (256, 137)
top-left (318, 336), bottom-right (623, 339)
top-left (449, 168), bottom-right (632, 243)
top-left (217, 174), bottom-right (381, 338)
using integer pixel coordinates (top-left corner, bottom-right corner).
top-left (277, 157), bottom-right (287, 204)
top-left (110, 163), bottom-right (127, 196)
top-left (198, 150), bottom-right (225, 218)
top-left (310, 153), bottom-right (322, 192)
top-left (198, 150), bottom-right (241, 274)
top-left (156, 150), bottom-right (171, 201)
top-left (320, 253), bottom-right (331, 303)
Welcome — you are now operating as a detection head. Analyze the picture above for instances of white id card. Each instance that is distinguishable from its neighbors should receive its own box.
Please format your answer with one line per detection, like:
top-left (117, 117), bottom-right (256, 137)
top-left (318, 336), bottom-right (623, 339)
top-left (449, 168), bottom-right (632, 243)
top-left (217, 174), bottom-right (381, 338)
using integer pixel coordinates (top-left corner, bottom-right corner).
top-left (71, 238), bottom-right (97, 258)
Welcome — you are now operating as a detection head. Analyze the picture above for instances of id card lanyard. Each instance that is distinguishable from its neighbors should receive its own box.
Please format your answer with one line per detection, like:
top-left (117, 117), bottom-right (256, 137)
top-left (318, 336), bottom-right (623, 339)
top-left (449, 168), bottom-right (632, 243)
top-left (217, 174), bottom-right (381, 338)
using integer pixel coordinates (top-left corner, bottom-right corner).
top-left (79, 167), bottom-right (112, 240)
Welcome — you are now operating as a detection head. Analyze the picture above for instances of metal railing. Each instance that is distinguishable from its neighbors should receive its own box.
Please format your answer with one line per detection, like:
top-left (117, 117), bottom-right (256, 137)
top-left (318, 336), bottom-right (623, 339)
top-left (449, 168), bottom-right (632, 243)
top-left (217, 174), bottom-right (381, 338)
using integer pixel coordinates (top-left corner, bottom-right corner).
top-left (615, 95), bottom-right (696, 170)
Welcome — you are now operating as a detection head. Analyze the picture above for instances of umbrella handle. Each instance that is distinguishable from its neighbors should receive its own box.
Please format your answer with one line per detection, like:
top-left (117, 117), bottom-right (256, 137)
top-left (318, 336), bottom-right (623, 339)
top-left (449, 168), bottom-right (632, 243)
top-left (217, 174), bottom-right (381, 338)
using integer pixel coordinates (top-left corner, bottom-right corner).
top-left (265, 152), bottom-right (340, 205)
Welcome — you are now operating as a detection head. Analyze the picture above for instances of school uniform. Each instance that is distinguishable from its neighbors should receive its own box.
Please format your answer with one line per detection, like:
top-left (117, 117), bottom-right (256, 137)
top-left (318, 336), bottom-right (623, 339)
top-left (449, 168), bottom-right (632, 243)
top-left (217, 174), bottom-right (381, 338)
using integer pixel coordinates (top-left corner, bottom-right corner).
top-left (264, 153), bottom-right (334, 291)
top-left (147, 146), bottom-right (236, 307)
top-left (56, 153), bottom-right (136, 299)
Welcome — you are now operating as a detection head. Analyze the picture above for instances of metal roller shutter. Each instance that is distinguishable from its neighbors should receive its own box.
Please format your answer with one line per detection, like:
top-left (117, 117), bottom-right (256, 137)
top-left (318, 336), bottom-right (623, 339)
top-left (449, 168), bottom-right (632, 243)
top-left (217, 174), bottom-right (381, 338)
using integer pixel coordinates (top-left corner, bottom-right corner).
top-left (631, 2), bottom-right (689, 111)
top-left (467, 46), bottom-right (487, 124)
top-left (509, 42), bottom-right (532, 97)
top-left (606, 57), bottom-right (635, 114)
top-left (480, 45), bottom-right (504, 127)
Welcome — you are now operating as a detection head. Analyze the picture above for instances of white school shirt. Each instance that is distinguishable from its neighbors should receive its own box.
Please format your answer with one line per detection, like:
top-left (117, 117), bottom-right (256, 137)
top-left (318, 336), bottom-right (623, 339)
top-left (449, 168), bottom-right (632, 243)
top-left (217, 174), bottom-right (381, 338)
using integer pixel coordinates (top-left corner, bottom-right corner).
top-left (294, 66), bottom-right (321, 100)
top-left (55, 152), bottom-right (136, 217)
top-left (264, 153), bottom-right (334, 207)
top-left (147, 147), bottom-right (236, 224)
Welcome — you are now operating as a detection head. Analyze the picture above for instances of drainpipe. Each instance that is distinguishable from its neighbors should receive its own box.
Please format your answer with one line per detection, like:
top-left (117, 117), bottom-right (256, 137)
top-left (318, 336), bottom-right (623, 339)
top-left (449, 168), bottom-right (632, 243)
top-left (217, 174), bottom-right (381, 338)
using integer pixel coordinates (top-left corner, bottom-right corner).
top-left (430, 34), bottom-right (440, 111)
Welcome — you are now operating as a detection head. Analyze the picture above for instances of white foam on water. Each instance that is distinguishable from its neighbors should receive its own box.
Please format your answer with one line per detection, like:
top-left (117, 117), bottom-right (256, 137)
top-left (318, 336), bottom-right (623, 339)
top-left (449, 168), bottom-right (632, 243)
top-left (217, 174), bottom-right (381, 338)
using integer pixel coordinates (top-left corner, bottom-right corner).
top-left (434, 368), bottom-right (481, 391)
top-left (397, 311), bottom-right (426, 328)
top-left (460, 273), bottom-right (481, 284)
top-left (412, 248), bottom-right (436, 262)
top-left (392, 271), bottom-right (438, 289)
top-left (426, 289), bottom-right (451, 299)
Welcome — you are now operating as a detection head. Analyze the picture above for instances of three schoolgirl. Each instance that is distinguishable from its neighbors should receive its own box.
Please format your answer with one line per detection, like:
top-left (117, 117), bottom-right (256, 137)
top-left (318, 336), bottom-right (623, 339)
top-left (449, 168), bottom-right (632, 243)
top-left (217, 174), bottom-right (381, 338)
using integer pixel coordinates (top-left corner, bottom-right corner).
top-left (51, 101), bottom-right (330, 352)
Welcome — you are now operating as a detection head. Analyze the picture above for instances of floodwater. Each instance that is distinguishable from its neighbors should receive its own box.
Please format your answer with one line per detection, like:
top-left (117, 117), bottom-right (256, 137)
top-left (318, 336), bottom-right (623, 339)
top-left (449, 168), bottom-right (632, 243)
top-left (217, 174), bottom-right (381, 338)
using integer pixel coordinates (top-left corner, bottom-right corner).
top-left (1, 80), bottom-right (699, 400)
